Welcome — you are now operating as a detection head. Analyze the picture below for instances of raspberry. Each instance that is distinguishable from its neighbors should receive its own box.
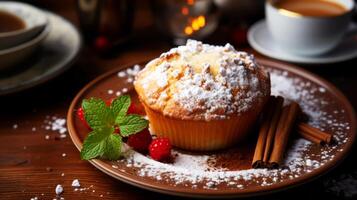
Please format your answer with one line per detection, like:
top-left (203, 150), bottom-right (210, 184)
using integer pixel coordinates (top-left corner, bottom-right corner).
top-left (77, 107), bottom-right (91, 129)
top-left (127, 102), bottom-right (140, 114)
top-left (127, 129), bottom-right (152, 152)
top-left (149, 138), bottom-right (172, 161)
top-left (106, 98), bottom-right (115, 106)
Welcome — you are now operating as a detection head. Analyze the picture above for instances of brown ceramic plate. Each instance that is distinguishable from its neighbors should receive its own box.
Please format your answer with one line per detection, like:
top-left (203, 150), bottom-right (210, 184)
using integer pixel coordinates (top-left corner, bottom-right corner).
top-left (67, 59), bottom-right (356, 198)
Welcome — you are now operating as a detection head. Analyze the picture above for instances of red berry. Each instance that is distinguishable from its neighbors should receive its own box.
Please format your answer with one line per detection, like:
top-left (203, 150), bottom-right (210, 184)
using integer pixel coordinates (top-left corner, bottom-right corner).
top-left (114, 126), bottom-right (120, 133)
top-left (94, 36), bottom-right (111, 52)
top-left (127, 102), bottom-right (140, 114)
top-left (77, 107), bottom-right (91, 129)
top-left (127, 129), bottom-right (152, 152)
top-left (149, 138), bottom-right (172, 161)
top-left (106, 98), bottom-right (115, 106)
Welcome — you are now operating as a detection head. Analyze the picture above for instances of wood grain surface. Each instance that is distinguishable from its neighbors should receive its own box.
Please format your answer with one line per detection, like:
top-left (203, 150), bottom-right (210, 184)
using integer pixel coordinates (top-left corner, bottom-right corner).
top-left (1, 1), bottom-right (356, 199)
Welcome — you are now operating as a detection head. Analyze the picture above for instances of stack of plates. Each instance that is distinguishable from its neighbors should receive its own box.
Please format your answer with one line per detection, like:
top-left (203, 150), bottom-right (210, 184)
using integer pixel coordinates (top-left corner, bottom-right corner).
top-left (0, 1), bottom-right (50, 70)
top-left (0, 1), bottom-right (82, 95)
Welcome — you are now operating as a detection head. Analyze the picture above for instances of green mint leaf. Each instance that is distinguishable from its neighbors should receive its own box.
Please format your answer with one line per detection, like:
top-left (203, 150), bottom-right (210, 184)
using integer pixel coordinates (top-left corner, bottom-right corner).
top-left (80, 96), bottom-right (147, 161)
top-left (80, 127), bottom-right (117, 160)
top-left (102, 134), bottom-right (122, 160)
top-left (119, 114), bottom-right (148, 136)
top-left (82, 98), bottom-right (114, 130)
top-left (80, 130), bottom-right (107, 160)
top-left (111, 95), bottom-right (131, 124)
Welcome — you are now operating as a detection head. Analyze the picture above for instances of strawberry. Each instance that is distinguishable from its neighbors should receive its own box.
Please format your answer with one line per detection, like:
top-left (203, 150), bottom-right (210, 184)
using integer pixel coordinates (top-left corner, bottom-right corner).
top-left (77, 107), bottom-right (91, 129)
top-left (149, 138), bottom-right (172, 161)
top-left (127, 129), bottom-right (152, 152)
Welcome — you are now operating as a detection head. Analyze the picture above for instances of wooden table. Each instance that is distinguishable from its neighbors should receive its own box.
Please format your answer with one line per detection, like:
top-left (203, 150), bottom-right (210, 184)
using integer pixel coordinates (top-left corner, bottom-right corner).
top-left (1, 3), bottom-right (356, 200)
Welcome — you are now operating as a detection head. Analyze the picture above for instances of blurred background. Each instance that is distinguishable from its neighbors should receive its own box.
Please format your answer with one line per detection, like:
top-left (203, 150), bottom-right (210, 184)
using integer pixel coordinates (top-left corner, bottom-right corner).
top-left (0, 0), bottom-right (356, 199)
top-left (24, 0), bottom-right (264, 54)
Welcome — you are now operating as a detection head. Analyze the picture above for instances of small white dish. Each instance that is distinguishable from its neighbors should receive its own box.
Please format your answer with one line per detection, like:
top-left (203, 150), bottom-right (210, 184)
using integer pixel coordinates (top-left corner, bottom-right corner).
top-left (0, 1), bottom-right (48, 50)
top-left (0, 11), bottom-right (82, 95)
top-left (0, 21), bottom-right (50, 71)
top-left (248, 20), bottom-right (357, 64)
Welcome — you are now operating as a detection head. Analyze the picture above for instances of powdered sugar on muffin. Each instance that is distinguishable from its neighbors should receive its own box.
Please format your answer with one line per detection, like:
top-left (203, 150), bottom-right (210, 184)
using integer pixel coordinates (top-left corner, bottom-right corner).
top-left (134, 40), bottom-right (270, 121)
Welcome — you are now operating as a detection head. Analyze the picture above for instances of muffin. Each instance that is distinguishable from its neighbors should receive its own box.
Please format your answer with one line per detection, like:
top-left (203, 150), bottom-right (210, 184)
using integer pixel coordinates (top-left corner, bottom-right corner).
top-left (134, 40), bottom-right (270, 151)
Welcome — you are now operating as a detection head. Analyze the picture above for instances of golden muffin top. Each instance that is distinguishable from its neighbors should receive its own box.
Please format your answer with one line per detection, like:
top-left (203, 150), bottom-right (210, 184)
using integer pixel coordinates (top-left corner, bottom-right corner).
top-left (134, 40), bottom-right (270, 121)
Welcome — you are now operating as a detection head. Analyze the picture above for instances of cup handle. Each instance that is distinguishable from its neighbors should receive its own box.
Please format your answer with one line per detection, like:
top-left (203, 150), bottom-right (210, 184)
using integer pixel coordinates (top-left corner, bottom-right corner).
top-left (344, 23), bottom-right (357, 38)
top-left (345, 4), bottom-right (357, 38)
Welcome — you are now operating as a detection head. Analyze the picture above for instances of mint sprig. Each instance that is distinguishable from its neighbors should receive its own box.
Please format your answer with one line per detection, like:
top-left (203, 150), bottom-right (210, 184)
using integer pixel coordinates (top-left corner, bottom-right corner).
top-left (119, 114), bottom-right (149, 136)
top-left (80, 95), bottom-right (147, 160)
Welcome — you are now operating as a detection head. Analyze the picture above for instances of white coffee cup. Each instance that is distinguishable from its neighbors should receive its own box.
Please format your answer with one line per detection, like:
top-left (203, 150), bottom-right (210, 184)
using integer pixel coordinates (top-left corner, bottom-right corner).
top-left (266, 0), bottom-right (355, 56)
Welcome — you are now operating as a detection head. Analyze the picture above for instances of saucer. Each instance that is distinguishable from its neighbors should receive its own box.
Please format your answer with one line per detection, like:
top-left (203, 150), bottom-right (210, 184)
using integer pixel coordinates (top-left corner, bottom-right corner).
top-left (248, 20), bottom-right (357, 64)
top-left (0, 1), bottom-right (48, 50)
top-left (67, 59), bottom-right (355, 198)
top-left (0, 11), bottom-right (81, 95)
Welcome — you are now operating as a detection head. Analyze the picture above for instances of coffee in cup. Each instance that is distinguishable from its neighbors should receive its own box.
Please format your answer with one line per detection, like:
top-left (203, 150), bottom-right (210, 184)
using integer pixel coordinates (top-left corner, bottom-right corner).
top-left (266, 0), bottom-right (354, 55)
top-left (275, 0), bottom-right (347, 17)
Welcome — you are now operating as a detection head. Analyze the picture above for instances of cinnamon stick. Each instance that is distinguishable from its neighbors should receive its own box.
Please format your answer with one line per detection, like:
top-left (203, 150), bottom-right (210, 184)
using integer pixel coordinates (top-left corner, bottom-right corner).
top-left (298, 123), bottom-right (332, 144)
top-left (262, 96), bottom-right (284, 164)
top-left (252, 96), bottom-right (283, 168)
top-left (252, 97), bottom-right (275, 168)
top-left (269, 102), bottom-right (301, 168)
top-left (298, 129), bottom-right (325, 145)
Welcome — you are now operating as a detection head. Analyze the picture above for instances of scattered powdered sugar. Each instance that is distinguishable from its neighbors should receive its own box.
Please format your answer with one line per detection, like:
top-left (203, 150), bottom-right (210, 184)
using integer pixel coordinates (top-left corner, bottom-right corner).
top-left (111, 68), bottom-right (351, 190)
top-left (103, 64), bottom-right (143, 97)
top-left (55, 184), bottom-right (63, 195)
top-left (41, 116), bottom-right (68, 140)
top-left (72, 183), bottom-right (96, 193)
top-left (12, 115), bottom-right (68, 141)
top-left (112, 64), bottom-right (141, 96)
top-left (43, 116), bottom-right (67, 134)
top-left (117, 64), bottom-right (141, 79)
top-left (120, 148), bottom-right (285, 188)
top-left (71, 179), bottom-right (80, 188)
top-left (122, 88), bottom-right (128, 93)
top-left (118, 71), bottom-right (126, 77)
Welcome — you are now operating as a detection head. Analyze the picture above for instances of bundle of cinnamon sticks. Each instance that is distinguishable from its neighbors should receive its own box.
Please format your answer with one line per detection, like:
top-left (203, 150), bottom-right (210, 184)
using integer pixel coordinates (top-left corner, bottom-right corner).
top-left (252, 96), bottom-right (333, 169)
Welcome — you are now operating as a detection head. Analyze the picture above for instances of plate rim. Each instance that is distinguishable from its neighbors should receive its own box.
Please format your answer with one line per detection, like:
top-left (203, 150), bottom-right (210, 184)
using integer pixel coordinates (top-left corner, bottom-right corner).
top-left (248, 20), bottom-right (357, 64)
top-left (0, 10), bottom-right (82, 96)
top-left (67, 59), bottom-right (356, 198)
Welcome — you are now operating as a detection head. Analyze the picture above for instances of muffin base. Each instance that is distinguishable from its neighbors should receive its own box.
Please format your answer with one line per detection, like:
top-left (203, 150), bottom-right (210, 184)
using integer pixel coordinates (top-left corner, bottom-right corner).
top-left (143, 105), bottom-right (262, 151)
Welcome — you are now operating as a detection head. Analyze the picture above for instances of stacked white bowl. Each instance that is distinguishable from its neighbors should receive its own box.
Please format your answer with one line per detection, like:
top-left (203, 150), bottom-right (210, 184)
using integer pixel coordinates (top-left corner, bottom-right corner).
top-left (0, 1), bottom-right (50, 70)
